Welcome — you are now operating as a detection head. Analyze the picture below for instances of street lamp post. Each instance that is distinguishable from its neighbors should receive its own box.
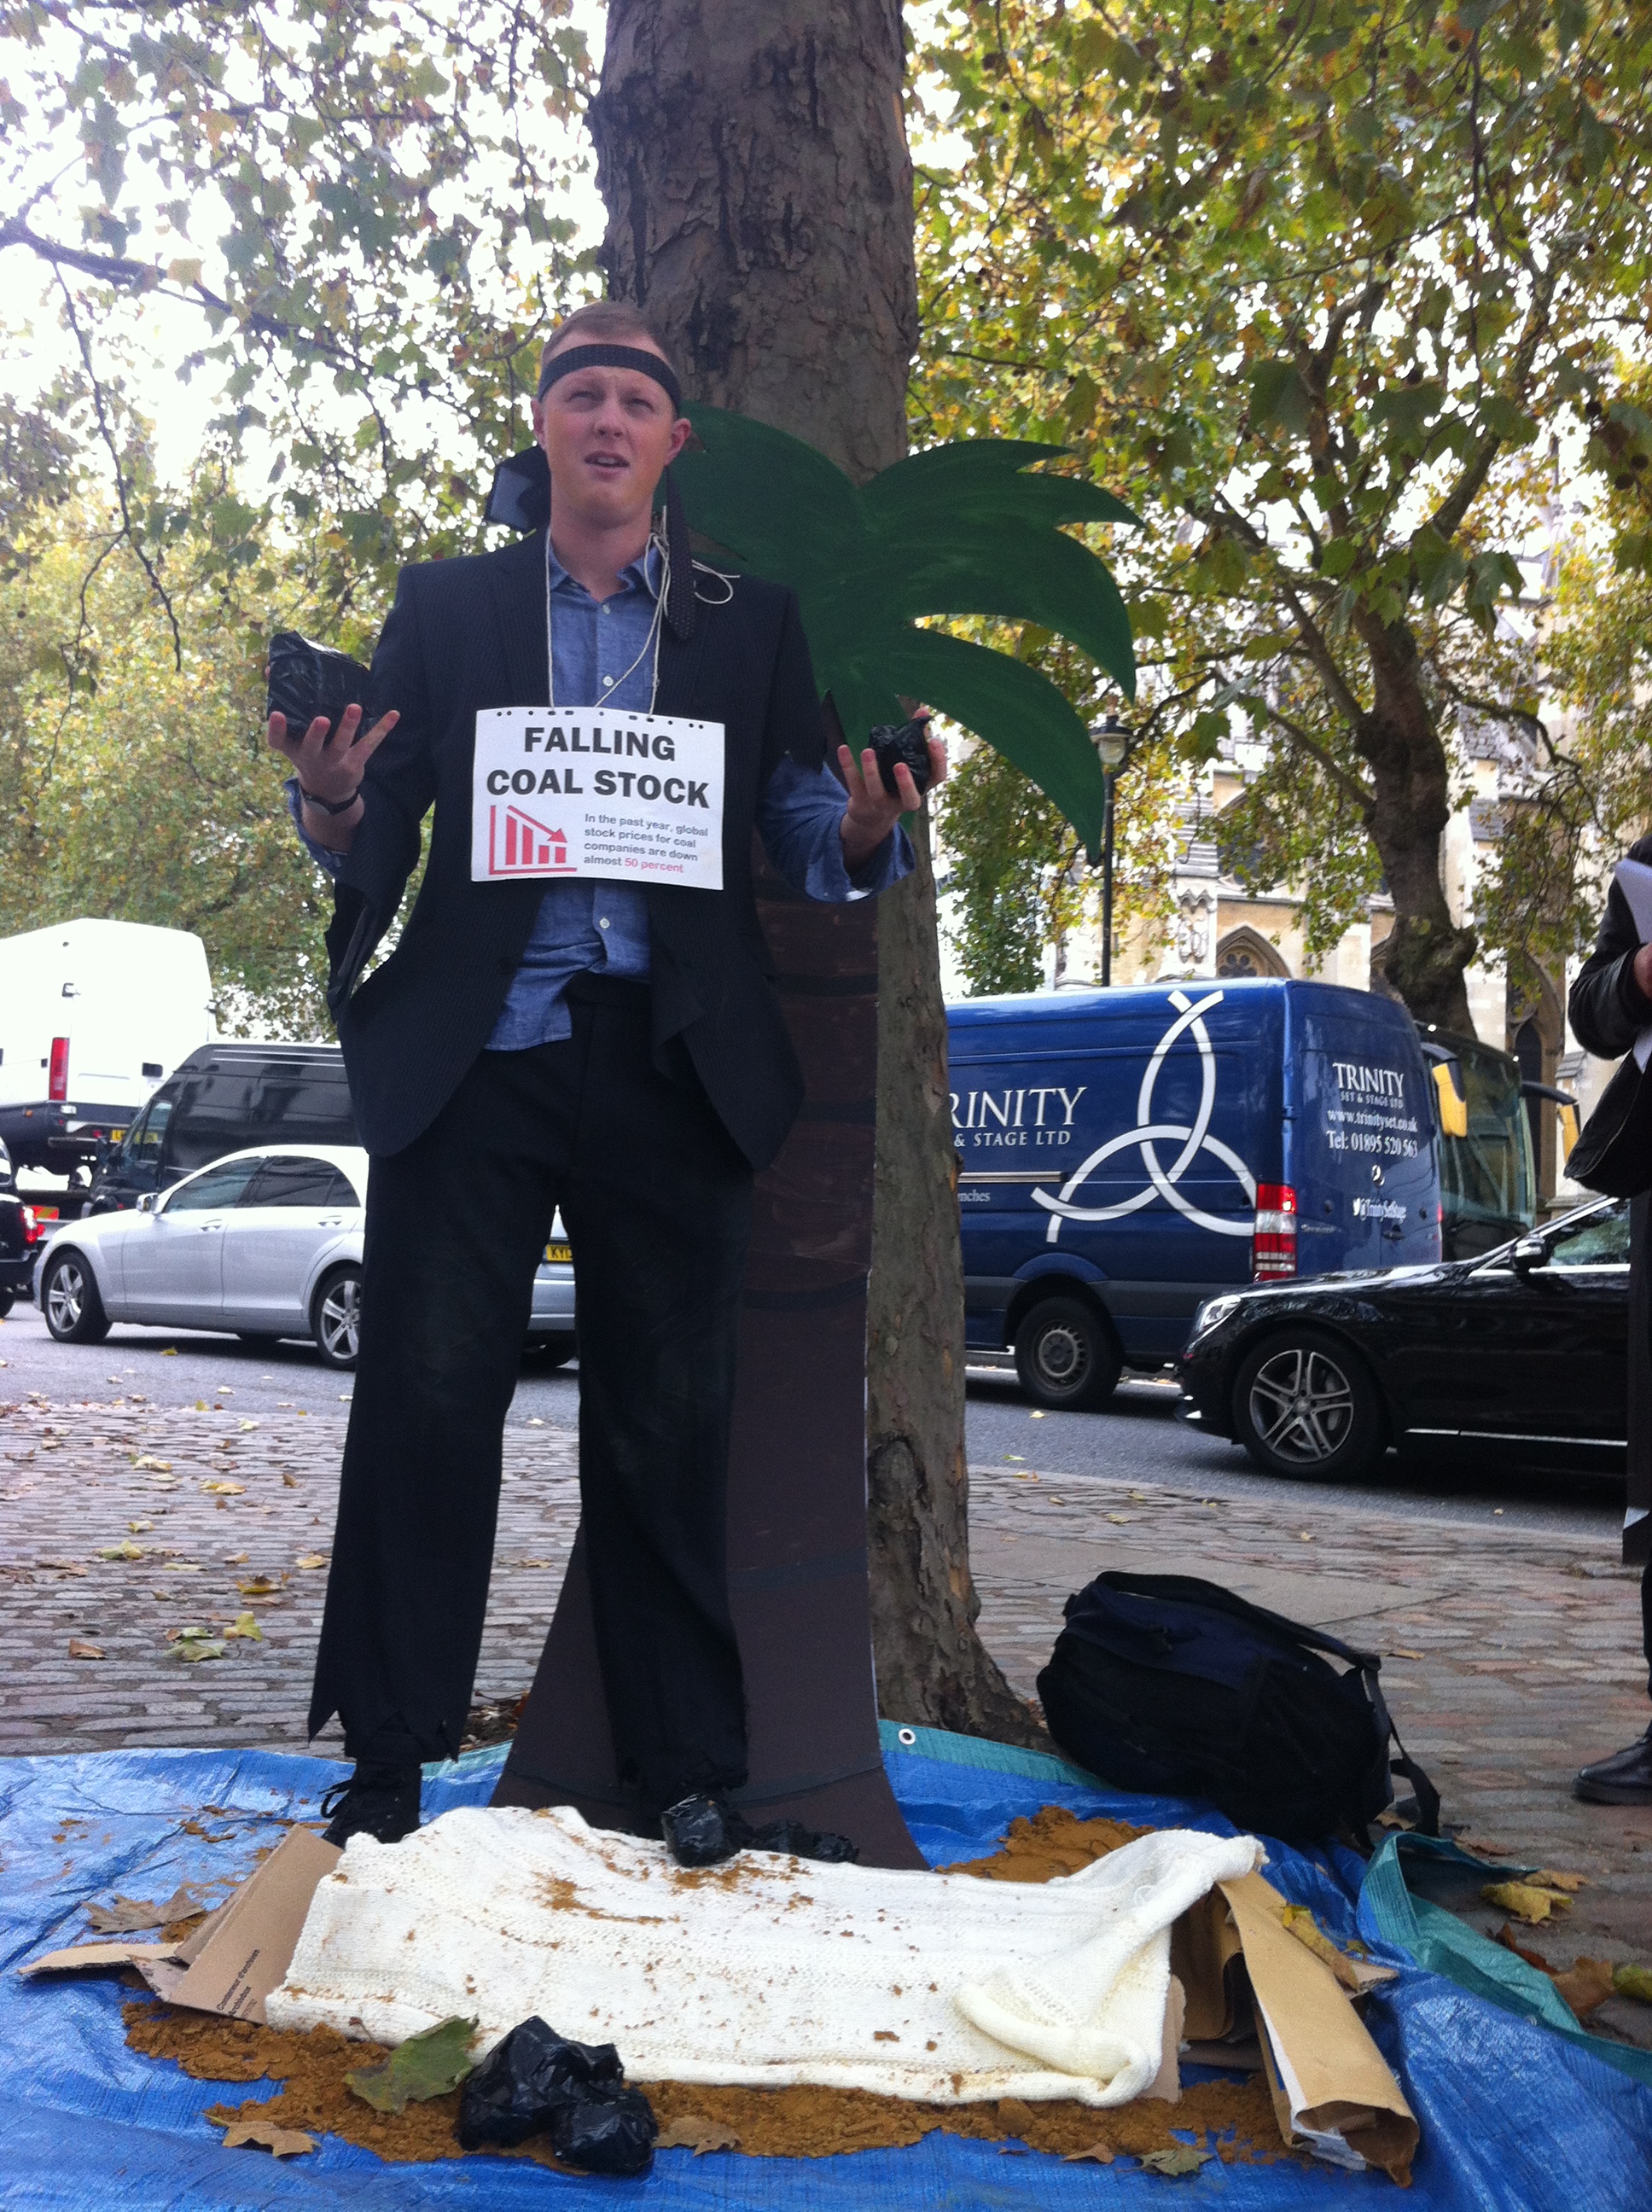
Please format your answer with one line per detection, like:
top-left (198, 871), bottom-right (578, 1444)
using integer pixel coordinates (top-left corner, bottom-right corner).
top-left (1091, 713), bottom-right (1134, 987)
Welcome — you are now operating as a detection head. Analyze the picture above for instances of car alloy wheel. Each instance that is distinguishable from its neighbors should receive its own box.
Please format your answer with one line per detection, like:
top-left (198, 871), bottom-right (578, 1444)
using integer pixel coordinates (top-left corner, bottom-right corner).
top-left (312, 1269), bottom-right (362, 1369)
top-left (1234, 1327), bottom-right (1382, 1482)
top-left (42, 1251), bottom-right (112, 1345)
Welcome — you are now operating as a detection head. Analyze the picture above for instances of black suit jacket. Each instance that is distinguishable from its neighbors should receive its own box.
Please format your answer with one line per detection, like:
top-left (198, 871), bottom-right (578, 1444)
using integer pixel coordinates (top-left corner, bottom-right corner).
top-left (1569, 831), bottom-right (1652, 1061)
top-left (326, 529), bottom-right (827, 1167)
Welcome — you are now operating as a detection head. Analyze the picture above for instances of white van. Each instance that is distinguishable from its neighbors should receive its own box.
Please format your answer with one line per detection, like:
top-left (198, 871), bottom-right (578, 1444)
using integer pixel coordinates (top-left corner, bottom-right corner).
top-left (0, 919), bottom-right (216, 1170)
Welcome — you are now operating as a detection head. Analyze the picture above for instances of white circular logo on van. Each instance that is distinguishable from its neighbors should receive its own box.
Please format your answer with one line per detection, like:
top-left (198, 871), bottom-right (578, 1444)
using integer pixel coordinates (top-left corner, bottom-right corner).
top-left (1032, 988), bottom-right (1258, 1243)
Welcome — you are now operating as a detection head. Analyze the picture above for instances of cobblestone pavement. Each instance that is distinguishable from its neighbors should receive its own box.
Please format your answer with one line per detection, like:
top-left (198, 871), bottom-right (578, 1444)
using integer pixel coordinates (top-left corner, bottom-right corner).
top-left (3, 1386), bottom-right (1649, 2048)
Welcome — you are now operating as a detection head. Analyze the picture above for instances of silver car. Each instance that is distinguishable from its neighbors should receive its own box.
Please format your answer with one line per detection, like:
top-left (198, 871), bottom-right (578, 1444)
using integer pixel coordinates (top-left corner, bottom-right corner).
top-left (34, 1144), bottom-right (576, 1371)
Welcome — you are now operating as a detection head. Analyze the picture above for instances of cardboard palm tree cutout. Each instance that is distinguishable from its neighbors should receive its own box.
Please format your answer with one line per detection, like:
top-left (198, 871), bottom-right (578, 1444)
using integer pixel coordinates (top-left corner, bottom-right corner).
top-left (496, 422), bottom-right (1136, 1862)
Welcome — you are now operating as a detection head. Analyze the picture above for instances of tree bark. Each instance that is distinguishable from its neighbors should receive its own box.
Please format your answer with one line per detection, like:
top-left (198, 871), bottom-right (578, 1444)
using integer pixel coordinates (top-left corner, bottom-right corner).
top-left (1354, 614), bottom-right (1477, 1034)
top-left (594, 0), bottom-right (1035, 1743)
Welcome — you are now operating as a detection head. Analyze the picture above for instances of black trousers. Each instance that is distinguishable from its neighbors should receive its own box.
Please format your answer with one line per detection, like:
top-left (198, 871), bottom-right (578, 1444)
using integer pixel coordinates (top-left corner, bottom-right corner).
top-left (308, 978), bottom-right (755, 1813)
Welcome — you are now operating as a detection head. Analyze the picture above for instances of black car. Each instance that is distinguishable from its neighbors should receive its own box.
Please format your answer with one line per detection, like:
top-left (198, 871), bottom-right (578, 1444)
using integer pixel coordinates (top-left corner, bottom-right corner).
top-left (84, 1042), bottom-right (358, 1211)
top-left (1178, 1196), bottom-right (1629, 1482)
top-left (0, 1138), bottom-right (41, 1314)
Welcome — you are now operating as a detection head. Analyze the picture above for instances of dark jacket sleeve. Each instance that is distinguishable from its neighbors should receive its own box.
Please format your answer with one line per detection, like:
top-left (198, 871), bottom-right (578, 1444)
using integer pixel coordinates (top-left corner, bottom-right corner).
top-left (1569, 834), bottom-right (1652, 1061)
top-left (324, 568), bottom-right (439, 1010)
top-left (763, 588), bottom-right (829, 779)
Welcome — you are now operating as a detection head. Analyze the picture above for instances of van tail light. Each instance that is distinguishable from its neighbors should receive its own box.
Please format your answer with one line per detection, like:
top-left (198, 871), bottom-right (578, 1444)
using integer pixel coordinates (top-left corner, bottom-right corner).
top-left (20, 1205), bottom-right (40, 1245)
top-left (48, 1036), bottom-right (69, 1102)
top-left (1253, 1182), bottom-right (1297, 1280)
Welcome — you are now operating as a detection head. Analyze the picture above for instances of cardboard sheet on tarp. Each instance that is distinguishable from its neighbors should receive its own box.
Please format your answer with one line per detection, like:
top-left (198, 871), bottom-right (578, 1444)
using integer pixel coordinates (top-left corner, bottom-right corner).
top-left (6, 1729), bottom-right (1652, 2209)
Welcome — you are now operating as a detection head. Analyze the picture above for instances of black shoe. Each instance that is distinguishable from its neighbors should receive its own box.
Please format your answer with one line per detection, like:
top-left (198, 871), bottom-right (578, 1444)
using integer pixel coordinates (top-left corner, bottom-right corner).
top-left (660, 1793), bottom-right (858, 1868)
top-left (319, 1760), bottom-right (422, 1846)
top-left (1574, 1727), bottom-right (1652, 1805)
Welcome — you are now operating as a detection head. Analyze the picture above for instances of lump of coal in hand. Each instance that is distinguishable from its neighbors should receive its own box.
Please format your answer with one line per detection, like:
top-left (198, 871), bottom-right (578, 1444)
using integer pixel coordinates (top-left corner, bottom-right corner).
top-left (456, 2017), bottom-right (654, 2174)
top-left (868, 718), bottom-right (933, 798)
top-left (266, 630), bottom-right (373, 736)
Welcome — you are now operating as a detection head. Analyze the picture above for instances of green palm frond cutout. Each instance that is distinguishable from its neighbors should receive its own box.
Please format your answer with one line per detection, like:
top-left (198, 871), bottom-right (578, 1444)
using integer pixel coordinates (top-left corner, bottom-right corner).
top-left (676, 408), bottom-right (1139, 850)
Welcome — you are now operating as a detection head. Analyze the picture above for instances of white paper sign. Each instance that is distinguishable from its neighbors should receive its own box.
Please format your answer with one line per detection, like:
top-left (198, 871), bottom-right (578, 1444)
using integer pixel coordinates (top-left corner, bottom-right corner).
top-left (470, 707), bottom-right (724, 890)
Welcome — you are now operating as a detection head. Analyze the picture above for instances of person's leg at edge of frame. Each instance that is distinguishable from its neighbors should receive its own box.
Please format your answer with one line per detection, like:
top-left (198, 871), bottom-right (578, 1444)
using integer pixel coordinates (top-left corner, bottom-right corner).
top-left (306, 1048), bottom-right (568, 1844)
top-left (559, 984), bottom-right (753, 1832)
top-left (1573, 1553), bottom-right (1652, 1804)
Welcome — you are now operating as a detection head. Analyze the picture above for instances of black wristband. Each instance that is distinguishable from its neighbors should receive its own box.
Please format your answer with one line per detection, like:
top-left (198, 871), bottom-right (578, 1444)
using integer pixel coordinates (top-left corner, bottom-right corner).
top-left (299, 783), bottom-right (363, 817)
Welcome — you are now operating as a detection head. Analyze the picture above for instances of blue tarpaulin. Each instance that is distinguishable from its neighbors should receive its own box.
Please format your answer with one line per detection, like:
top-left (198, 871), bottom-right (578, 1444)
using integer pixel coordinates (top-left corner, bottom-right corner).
top-left (2, 1722), bottom-right (1648, 2209)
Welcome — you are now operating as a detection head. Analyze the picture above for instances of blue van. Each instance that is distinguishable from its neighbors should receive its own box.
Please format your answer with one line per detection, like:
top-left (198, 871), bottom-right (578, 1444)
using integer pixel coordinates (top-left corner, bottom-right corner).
top-left (948, 979), bottom-right (1444, 1407)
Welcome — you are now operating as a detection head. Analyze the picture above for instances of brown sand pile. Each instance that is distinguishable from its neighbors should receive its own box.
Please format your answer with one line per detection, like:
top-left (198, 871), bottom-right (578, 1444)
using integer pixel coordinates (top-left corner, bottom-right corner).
top-left (124, 1806), bottom-right (1299, 2167)
top-left (126, 2002), bottom-right (1288, 2165)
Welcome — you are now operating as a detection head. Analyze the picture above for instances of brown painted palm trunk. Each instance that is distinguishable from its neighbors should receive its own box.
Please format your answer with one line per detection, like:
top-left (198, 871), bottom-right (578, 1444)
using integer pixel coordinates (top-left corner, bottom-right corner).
top-left (495, 0), bottom-right (1036, 1858)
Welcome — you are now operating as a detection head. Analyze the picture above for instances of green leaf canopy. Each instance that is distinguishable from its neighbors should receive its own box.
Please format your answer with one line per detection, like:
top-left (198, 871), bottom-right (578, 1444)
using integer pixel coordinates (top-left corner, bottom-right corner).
top-left (675, 409), bottom-right (1137, 849)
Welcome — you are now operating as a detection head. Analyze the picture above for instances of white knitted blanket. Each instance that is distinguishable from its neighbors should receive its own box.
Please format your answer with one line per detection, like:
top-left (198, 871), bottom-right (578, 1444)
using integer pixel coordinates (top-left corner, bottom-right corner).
top-left (270, 1806), bottom-right (1261, 2106)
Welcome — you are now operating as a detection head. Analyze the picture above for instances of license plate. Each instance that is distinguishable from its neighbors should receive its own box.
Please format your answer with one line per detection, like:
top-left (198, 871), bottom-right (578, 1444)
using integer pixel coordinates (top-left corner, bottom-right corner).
top-left (544, 1242), bottom-right (573, 1265)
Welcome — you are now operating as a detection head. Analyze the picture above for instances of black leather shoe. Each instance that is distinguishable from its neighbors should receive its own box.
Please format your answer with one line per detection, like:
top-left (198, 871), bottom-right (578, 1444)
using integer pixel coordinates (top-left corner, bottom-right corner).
top-left (1574, 1727), bottom-right (1652, 1805)
top-left (319, 1761), bottom-right (423, 1846)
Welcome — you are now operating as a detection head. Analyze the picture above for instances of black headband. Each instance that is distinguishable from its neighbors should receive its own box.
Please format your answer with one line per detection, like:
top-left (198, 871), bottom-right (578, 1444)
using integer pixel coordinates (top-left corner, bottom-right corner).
top-left (537, 342), bottom-right (683, 414)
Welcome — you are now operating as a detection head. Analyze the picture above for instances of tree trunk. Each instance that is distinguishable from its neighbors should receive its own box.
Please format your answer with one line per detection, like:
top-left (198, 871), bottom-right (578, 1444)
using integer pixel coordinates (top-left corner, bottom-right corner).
top-left (594, 0), bottom-right (1034, 1743)
top-left (1355, 616), bottom-right (1477, 1034)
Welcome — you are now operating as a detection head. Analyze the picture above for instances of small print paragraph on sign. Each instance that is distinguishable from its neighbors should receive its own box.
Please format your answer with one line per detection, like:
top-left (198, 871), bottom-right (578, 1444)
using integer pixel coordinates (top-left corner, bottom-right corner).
top-left (470, 707), bottom-right (725, 890)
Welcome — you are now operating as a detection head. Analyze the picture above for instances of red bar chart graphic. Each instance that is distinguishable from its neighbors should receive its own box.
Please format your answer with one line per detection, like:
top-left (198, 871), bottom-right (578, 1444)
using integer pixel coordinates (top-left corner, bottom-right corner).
top-left (488, 804), bottom-right (574, 877)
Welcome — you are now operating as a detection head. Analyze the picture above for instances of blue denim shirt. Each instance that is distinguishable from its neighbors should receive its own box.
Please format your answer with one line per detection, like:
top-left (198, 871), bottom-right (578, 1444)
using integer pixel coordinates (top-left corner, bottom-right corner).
top-left (289, 540), bottom-right (911, 1048)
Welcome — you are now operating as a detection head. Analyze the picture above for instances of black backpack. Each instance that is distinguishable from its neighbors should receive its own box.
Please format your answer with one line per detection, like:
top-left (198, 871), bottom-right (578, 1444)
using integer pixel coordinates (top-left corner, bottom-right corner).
top-left (1038, 1571), bottom-right (1440, 1845)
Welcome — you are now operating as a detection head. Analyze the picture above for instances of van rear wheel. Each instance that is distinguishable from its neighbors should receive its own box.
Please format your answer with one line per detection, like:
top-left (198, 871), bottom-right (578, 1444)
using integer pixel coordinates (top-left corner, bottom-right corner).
top-left (42, 1250), bottom-right (112, 1344)
top-left (1232, 1327), bottom-right (1383, 1482)
top-left (1014, 1296), bottom-right (1122, 1411)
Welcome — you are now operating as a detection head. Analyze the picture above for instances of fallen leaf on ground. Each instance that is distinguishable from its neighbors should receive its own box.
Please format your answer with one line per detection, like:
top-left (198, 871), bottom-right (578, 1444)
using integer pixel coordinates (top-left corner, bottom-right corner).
top-left (1532, 1868), bottom-right (1588, 1894)
top-left (98, 1540), bottom-right (144, 1562)
top-left (225, 1611), bottom-right (262, 1640)
top-left (41, 1560), bottom-right (88, 1577)
top-left (1138, 2146), bottom-right (1210, 2175)
top-left (295, 1554), bottom-right (328, 1569)
top-left (131, 1457), bottom-right (171, 1473)
top-left (1281, 1905), bottom-right (1363, 1989)
top-left (1393, 1647), bottom-right (1425, 1661)
top-left (67, 1639), bottom-right (104, 1660)
top-left (656, 2116), bottom-right (742, 2154)
top-left (193, 1400), bottom-right (207, 1411)
top-left (214, 2116), bottom-right (315, 2157)
top-left (236, 1577), bottom-right (278, 1598)
top-left (1482, 1882), bottom-right (1572, 1925)
top-left (1492, 1922), bottom-right (1552, 1972)
top-left (345, 2015), bottom-right (477, 2113)
top-left (1106, 1513), bottom-right (1131, 1524)
top-left (160, 1348), bottom-right (177, 1356)
top-left (1614, 1963), bottom-right (1652, 2004)
top-left (201, 1480), bottom-right (244, 1495)
top-left (281, 1473), bottom-right (297, 1487)
top-left (169, 1626), bottom-right (225, 1662)
top-left (1063, 2140), bottom-right (1117, 2164)
top-left (85, 1884), bottom-right (210, 1935)
top-left (127, 1521), bottom-right (153, 1534)
top-left (1553, 1958), bottom-right (1616, 2018)
top-left (238, 1419), bottom-right (259, 1431)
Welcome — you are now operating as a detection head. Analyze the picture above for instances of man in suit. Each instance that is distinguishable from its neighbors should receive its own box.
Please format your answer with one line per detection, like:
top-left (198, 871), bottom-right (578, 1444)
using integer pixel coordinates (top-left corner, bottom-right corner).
top-left (1568, 843), bottom-right (1652, 1807)
top-left (268, 300), bottom-right (943, 1851)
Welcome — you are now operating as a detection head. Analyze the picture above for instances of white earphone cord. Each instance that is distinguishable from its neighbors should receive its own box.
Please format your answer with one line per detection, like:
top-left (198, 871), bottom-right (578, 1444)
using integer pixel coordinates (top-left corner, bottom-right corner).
top-left (543, 526), bottom-right (666, 713)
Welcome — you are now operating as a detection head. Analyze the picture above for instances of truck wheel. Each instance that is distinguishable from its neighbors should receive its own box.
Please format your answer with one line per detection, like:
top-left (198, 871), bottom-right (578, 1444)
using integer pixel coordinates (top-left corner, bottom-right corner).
top-left (311, 1266), bottom-right (362, 1370)
top-left (41, 1250), bottom-right (112, 1344)
top-left (1232, 1327), bottom-right (1383, 1482)
top-left (1014, 1296), bottom-right (1122, 1411)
